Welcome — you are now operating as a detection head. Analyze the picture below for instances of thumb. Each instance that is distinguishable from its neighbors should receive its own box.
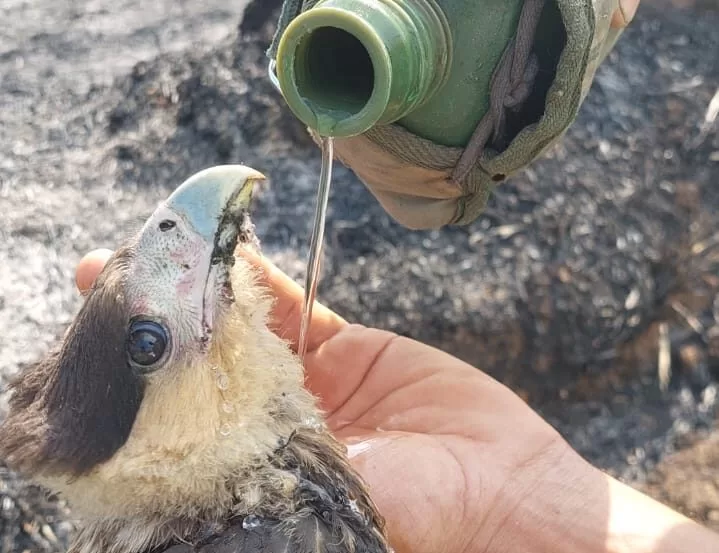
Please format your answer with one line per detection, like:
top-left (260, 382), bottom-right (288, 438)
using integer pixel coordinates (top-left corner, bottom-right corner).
top-left (75, 248), bottom-right (114, 293)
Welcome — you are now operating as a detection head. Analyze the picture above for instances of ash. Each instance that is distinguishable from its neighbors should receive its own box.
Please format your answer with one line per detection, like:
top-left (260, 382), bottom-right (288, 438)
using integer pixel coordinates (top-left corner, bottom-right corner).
top-left (0, 0), bottom-right (718, 549)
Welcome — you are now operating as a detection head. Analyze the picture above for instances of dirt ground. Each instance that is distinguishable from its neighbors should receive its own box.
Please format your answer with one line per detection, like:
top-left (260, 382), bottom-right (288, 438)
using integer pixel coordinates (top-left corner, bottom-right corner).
top-left (0, 0), bottom-right (717, 551)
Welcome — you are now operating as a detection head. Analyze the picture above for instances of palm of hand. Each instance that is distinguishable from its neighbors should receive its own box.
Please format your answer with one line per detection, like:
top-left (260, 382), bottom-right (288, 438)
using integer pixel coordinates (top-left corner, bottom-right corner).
top-left (301, 325), bottom-right (564, 553)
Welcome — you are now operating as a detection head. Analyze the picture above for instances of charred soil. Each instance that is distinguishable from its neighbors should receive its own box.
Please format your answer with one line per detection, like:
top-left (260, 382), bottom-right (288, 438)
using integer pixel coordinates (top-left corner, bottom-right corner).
top-left (0, 0), bottom-right (718, 550)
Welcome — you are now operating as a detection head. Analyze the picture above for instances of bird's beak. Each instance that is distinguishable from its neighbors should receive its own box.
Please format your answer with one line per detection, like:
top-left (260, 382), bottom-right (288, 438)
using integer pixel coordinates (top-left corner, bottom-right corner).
top-left (126, 165), bottom-right (267, 357)
top-left (164, 165), bottom-right (265, 246)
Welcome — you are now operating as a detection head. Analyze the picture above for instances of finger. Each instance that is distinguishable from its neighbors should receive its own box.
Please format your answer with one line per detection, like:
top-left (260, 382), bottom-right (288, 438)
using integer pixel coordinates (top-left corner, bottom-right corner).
top-left (75, 248), bottom-right (114, 293)
top-left (240, 249), bottom-right (347, 353)
top-left (611, 0), bottom-right (639, 28)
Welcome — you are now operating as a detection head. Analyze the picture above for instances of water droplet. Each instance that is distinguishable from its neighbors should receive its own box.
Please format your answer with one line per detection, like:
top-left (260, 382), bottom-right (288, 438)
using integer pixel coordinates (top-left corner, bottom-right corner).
top-left (242, 515), bottom-right (262, 530)
top-left (217, 373), bottom-right (229, 390)
top-left (219, 423), bottom-right (231, 437)
top-left (346, 441), bottom-right (372, 459)
top-left (347, 498), bottom-right (368, 523)
top-left (303, 417), bottom-right (323, 431)
top-left (345, 437), bottom-right (394, 459)
top-left (348, 499), bottom-right (361, 516)
top-left (221, 401), bottom-right (233, 413)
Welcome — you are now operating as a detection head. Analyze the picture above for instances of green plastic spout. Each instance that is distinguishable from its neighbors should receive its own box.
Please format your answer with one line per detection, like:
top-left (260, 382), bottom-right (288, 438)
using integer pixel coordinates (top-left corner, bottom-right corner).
top-left (275, 0), bottom-right (453, 138)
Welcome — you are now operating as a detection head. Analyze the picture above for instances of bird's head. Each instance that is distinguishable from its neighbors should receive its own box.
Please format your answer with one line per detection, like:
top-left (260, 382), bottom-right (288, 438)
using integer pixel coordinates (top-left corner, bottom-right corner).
top-left (0, 166), bottom-right (316, 520)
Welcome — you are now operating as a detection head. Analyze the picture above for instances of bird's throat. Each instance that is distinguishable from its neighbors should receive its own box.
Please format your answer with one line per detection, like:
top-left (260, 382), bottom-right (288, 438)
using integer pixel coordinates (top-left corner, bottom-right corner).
top-left (66, 426), bottom-right (390, 553)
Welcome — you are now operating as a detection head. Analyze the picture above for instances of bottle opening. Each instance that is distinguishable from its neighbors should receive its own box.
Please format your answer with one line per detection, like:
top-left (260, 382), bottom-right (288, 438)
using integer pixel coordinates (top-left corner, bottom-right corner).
top-left (294, 26), bottom-right (375, 120)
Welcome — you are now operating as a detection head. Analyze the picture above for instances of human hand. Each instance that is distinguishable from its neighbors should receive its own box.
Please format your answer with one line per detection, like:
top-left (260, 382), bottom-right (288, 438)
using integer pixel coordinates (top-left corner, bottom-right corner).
top-left (76, 245), bottom-right (717, 553)
top-left (75, 248), bottom-right (576, 553)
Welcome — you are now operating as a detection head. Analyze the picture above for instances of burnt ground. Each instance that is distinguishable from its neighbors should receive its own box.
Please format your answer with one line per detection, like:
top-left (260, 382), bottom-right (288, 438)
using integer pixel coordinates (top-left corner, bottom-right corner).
top-left (0, 0), bottom-right (718, 550)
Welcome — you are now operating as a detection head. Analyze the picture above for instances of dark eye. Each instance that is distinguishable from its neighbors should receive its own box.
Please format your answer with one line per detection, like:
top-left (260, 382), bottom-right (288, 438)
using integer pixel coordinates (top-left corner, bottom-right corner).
top-left (159, 220), bottom-right (176, 231)
top-left (127, 320), bottom-right (169, 368)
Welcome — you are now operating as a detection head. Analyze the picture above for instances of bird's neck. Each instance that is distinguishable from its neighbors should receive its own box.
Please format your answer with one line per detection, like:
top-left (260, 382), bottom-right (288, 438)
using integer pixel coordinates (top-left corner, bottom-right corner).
top-left (66, 427), bottom-right (390, 553)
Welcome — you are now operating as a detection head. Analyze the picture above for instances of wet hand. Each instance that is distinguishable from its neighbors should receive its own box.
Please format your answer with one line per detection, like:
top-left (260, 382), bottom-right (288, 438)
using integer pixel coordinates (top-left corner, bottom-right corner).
top-left (76, 248), bottom-right (574, 553)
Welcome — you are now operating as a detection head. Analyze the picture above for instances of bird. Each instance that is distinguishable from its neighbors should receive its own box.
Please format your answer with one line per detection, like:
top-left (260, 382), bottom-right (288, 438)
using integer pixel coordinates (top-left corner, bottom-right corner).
top-left (0, 165), bottom-right (391, 553)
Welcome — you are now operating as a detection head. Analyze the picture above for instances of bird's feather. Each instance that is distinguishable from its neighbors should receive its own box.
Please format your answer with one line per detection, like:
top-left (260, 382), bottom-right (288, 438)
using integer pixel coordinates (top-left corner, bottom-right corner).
top-left (0, 246), bottom-right (145, 477)
top-left (0, 167), bottom-right (392, 553)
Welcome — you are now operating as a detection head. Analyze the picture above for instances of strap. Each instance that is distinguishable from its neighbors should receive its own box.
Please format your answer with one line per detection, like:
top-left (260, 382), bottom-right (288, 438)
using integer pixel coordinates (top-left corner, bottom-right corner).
top-left (267, 0), bottom-right (304, 60)
top-left (450, 0), bottom-right (546, 184)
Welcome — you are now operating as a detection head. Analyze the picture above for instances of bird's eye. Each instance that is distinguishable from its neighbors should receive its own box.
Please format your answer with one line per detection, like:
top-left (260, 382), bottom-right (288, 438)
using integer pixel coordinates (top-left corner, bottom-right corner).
top-left (159, 220), bottom-right (176, 231)
top-left (127, 320), bottom-right (169, 369)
